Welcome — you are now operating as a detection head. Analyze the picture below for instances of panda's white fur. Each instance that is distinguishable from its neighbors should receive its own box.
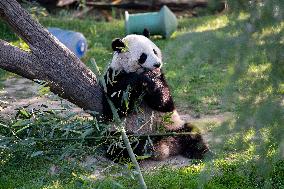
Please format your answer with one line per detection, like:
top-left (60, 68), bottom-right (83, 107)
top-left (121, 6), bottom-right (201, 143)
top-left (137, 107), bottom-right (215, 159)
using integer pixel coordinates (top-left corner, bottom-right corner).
top-left (110, 35), bottom-right (162, 73)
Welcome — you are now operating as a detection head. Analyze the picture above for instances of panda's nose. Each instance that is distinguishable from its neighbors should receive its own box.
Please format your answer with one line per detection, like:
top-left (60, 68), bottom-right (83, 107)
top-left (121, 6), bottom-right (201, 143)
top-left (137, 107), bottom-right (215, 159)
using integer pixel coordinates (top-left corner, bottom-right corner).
top-left (154, 63), bottom-right (161, 68)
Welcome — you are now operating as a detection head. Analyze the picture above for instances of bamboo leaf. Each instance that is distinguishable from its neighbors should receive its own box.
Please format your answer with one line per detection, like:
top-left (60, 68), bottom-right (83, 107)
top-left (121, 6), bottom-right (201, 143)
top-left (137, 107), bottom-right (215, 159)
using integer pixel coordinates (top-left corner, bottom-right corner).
top-left (18, 108), bottom-right (31, 118)
top-left (31, 150), bottom-right (43, 157)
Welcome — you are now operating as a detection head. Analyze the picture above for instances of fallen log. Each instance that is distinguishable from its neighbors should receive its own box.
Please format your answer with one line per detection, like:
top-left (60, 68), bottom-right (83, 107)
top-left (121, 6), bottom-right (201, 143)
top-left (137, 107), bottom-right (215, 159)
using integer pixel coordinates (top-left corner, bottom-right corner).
top-left (85, 1), bottom-right (209, 12)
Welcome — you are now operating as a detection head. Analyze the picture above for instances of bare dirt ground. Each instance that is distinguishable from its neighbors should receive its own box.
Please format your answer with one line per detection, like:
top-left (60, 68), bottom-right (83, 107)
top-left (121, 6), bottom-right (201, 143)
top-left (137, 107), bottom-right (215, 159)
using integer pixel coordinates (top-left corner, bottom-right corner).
top-left (0, 77), bottom-right (232, 123)
top-left (1, 76), bottom-right (233, 172)
top-left (0, 76), bottom-right (90, 121)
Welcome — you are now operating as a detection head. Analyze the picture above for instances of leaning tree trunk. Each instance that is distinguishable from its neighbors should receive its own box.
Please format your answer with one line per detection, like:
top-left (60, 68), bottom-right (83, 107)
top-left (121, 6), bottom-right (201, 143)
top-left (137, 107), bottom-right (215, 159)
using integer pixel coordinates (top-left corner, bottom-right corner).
top-left (0, 0), bottom-right (104, 115)
top-left (0, 0), bottom-right (183, 131)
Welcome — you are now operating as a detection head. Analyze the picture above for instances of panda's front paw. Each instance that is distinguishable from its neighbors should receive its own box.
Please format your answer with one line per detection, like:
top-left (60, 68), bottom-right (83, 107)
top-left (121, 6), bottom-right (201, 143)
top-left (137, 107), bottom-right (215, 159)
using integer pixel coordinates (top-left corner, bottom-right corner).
top-left (143, 69), bottom-right (161, 79)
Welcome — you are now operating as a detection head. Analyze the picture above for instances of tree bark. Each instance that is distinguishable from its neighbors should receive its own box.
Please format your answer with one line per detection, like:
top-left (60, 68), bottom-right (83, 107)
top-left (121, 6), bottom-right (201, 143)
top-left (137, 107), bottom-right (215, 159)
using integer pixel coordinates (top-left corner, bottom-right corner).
top-left (0, 0), bottom-right (185, 131)
top-left (0, 0), bottom-right (104, 115)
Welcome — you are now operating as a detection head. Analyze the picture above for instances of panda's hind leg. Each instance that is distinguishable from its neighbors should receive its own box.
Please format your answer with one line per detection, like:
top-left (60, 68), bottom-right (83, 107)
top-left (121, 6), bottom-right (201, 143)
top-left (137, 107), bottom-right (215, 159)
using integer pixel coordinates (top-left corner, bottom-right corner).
top-left (159, 110), bottom-right (210, 160)
top-left (151, 131), bottom-right (209, 160)
top-left (178, 131), bottom-right (210, 159)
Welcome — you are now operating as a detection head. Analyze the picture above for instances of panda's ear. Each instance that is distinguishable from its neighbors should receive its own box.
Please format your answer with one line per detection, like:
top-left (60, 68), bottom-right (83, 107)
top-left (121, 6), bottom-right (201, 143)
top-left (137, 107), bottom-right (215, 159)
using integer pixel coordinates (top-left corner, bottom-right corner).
top-left (112, 38), bottom-right (125, 52)
top-left (143, 28), bottom-right (150, 38)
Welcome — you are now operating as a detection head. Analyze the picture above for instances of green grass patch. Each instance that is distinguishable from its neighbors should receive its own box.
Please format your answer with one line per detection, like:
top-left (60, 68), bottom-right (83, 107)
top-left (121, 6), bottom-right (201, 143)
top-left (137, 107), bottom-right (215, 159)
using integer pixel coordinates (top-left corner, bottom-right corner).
top-left (0, 2), bottom-right (283, 188)
top-left (0, 14), bottom-right (233, 114)
top-left (2, 153), bottom-right (283, 189)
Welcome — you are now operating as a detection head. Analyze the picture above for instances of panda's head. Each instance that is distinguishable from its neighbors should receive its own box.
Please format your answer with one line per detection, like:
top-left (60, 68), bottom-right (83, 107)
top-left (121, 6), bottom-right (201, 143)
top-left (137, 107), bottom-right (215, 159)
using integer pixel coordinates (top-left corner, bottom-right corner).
top-left (110, 34), bottom-right (162, 74)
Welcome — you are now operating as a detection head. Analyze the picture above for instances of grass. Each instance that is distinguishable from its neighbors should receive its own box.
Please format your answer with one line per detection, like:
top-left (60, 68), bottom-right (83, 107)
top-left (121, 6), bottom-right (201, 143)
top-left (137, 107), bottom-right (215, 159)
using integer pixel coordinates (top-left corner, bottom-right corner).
top-left (1, 149), bottom-right (283, 189)
top-left (0, 14), bottom-right (231, 114)
top-left (0, 3), bottom-right (284, 189)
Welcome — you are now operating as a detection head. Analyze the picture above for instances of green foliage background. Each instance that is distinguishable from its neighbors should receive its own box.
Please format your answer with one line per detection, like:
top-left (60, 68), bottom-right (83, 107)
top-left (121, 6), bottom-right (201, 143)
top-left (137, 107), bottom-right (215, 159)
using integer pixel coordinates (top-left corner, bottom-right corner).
top-left (0, 0), bottom-right (283, 188)
top-left (205, 0), bottom-right (284, 187)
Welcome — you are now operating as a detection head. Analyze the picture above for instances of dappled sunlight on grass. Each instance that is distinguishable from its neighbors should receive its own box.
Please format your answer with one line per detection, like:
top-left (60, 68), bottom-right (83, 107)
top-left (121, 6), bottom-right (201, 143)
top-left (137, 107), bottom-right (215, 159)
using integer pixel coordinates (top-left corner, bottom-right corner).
top-left (10, 38), bottom-right (30, 52)
top-left (163, 17), bottom-right (240, 112)
top-left (1, 0), bottom-right (284, 187)
top-left (257, 21), bottom-right (284, 39)
top-left (43, 181), bottom-right (62, 189)
top-left (178, 15), bottom-right (229, 35)
top-left (201, 96), bottom-right (219, 107)
top-left (243, 128), bottom-right (255, 143)
top-left (181, 163), bottom-right (205, 175)
top-left (194, 16), bottom-right (229, 33)
top-left (247, 63), bottom-right (271, 78)
top-left (237, 12), bottom-right (250, 20)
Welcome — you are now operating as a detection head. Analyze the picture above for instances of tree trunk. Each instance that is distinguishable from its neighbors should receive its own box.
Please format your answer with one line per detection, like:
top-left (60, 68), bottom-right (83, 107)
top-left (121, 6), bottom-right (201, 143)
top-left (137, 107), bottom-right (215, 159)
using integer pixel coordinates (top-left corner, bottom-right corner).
top-left (0, 0), bottom-right (104, 115)
top-left (0, 0), bottom-right (183, 131)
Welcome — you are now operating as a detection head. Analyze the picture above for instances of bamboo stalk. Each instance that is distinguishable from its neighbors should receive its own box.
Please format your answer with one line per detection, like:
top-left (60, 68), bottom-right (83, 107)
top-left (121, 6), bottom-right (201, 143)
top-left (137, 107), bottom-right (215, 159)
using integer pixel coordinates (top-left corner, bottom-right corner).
top-left (1, 132), bottom-right (195, 142)
top-left (121, 127), bottom-right (147, 189)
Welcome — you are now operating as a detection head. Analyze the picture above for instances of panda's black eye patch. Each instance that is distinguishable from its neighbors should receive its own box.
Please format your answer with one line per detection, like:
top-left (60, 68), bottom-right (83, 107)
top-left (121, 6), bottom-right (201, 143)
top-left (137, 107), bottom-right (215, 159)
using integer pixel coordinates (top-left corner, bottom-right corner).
top-left (153, 49), bottom-right (158, 55)
top-left (138, 53), bottom-right (147, 64)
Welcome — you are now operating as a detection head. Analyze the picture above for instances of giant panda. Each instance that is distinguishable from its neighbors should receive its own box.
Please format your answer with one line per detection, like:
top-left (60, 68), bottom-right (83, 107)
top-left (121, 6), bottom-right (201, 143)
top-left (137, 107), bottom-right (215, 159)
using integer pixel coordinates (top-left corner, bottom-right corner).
top-left (101, 33), bottom-right (209, 161)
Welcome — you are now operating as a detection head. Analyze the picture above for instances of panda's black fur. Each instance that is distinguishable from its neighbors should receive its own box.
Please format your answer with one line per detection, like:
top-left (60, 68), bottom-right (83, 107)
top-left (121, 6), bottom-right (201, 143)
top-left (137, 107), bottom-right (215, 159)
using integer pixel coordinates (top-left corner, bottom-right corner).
top-left (105, 122), bottom-right (209, 162)
top-left (101, 68), bottom-right (175, 121)
top-left (101, 32), bottom-right (209, 162)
